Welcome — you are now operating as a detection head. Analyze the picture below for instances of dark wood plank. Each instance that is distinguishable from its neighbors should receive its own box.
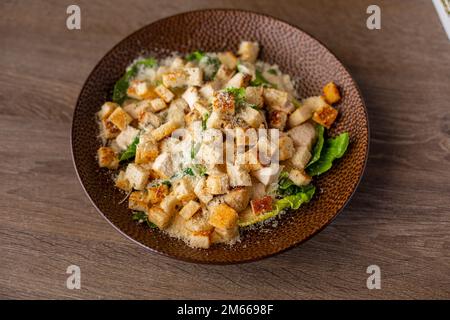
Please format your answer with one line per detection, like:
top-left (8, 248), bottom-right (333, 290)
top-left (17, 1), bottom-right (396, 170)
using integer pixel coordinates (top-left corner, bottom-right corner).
top-left (0, 0), bottom-right (449, 299)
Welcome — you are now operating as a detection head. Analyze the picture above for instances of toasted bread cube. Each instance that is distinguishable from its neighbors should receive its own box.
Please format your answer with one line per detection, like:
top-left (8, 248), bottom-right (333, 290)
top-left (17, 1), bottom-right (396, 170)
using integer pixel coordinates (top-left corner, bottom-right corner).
top-left (185, 210), bottom-right (214, 232)
top-left (149, 98), bottom-right (167, 112)
top-left (218, 51), bottom-right (238, 70)
top-left (206, 111), bottom-right (223, 129)
top-left (278, 135), bottom-right (294, 161)
top-left (154, 84), bottom-right (175, 103)
top-left (138, 109), bottom-right (161, 129)
top-left (128, 191), bottom-right (150, 212)
top-left (289, 169), bottom-right (312, 186)
top-left (251, 165), bottom-right (281, 186)
top-left (243, 148), bottom-right (262, 171)
top-left (179, 200), bottom-right (201, 220)
top-left (151, 120), bottom-right (180, 141)
top-left (206, 173), bottom-right (229, 195)
top-left (127, 80), bottom-right (156, 100)
top-left (312, 105), bottom-right (338, 129)
top-left (107, 107), bottom-right (133, 131)
top-left (162, 70), bottom-right (188, 88)
top-left (125, 163), bottom-right (149, 190)
top-left (251, 195), bottom-right (273, 215)
top-left (288, 96), bottom-right (327, 127)
top-left (135, 137), bottom-right (159, 164)
top-left (271, 101), bottom-right (296, 114)
top-left (147, 206), bottom-right (174, 229)
top-left (170, 57), bottom-right (185, 70)
top-left (185, 109), bottom-right (202, 126)
top-left (268, 109), bottom-right (288, 130)
top-left (193, 101), bottom-right (209, 117)
top-left (185, 67), bottom-right (203, 86)
top-left (100, 119), bottom-right (120, 139)
top-left (251, 182), bottom-right (266, 200)
top-left (181, 86), bottom-right (199, 109)
top-left (199, 83), bottom-right (215, 101)
top-left (240, 106), bottom-right (263, 128)
top-left (214, 65), bottom-right (235, 85)
top-left (238, 41), bottom-right (259, 63)
top-left (152, 153), bottom-right (174, 179)
top-left (225, 72), bottom-right (251, 89)
top-left (208, 203), bottom-right (239, 229)
top-left (323, 82), bottom-right (341, 104)
top-left (288, 122), bottom-right (317, 149)
top-left (212, 91), bottom-right (235, 114)
top-left (211, 226), bottom-right (239, 244)
top-left (97, 147), bottom-right (119, 169)
top-left (168, 99), bottom-right (188, 126)
top-left (263, 88), bottom-right (288, 107)
top-left (159, 194), bottom-right (180, 216)
top-left (173, 178), bottom-right (196, 202)
top-left (194, 178), bottom-right (213, 204)
top-left (147, 184), bottom-right (169, 204)
top-left (123, 102), bottom-right (141, 120)
top-left (189, 231), bottom-right (211, 249)
top-left (115, 126), bottom-right (139, 151)
top-left (226, 164), bottom-right (252, 187)
top-left (224, 187), bottom-right (251, 212)
top-left (290, 145), bottom-right (312, 169)
top-left (115, 170), bottom-right (131, 192)
top-left (98, 102), bottom-right (119, 120)
top-left (245, 86), bottom-right (263, 107)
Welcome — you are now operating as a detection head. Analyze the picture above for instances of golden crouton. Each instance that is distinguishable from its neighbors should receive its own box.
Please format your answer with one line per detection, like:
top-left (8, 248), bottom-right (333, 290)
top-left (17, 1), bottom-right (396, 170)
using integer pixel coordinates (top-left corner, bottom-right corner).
top-left (97, 147), bottom-right (119, 169)
top-left (185, 109), bottom-right (202, 127)
top-left (148, 98), bottom-right (166, 113)
top-left (237, 41), bottom-right (259, 63)
top-left (97, 102), bottom-right (119, 120)
top-left (189, 230), bottom-right (211, 249)
top-left (206, 173), bottom-right (229, 195)
top-left (288, 169), bottom-right (312, 186)
top-left (125, 163), bottom-right (150, 190)
top-left (218, 51), bottom-right (238, 70)
top-left (147, 206), bottom-right (174, 229)
top-left (287, 96), bottom-right (327, 128)
top-left (312, 105), bottom-right (338, 129)
top-left (208, 203), bottom-right (239, 229)
top-left (239, 106), bottom-right (263, 128)
top-left (223, 187), bottom-right (251, 212)
top-left (162, 70), bottom-right (188, 88)
top-left (151, 120), bottom-right (181, 141)
top-left (263, 88), bottom-right (288, 107)
top-left (212, 91), bottom-right (235, 114)
top-left (159, 194), bottom-right (180, 216)
top-left (115, 170), bottom-right (131, 192)
top-left (173, 178), bottom-right (196, 202)
top-left (211, 225), bottom-right (239, 244)
top-left (100, 119), bottom-right (120, 139)
top-left (107, 107), bottom-right (133, 131)
top-left (250, 196), bottom-right (273, 215)
top-left (323, 82), bottom-right (341, 104)
top-left (193, 178), bottom-right (213, 205)
top-left (154, 84), bottom-right (175, 103)
top-left (127, 80), bottom-right (157, 100)
top-left (278, 135), bottom-right (295, 161)
top-left (245, 86), bottom-right (264, 107)
top-left (147, 184), bottom-right (169, 204)
top-left (179, 200), bottom-right (201, 220)
top-left (184, 210), bottom-right (214, 232)
top-left (135, 139), bottom-right (159, 165)
top-left (128, 191), bottom-right (150, 212)
top-left (268, 109), bottom-right (288, 131)
top-left (214, 65), bottom-right (235, 85)
top-left (289, 145), bottom-right (312, 169)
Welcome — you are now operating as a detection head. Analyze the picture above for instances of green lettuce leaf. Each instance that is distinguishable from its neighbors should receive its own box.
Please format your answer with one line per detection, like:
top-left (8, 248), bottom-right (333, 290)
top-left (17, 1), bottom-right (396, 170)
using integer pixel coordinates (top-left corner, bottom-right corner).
top-left (119, 136), bottom-right (139, 162)
top-left (307, 125), bottom-right (325, 168)
top-left (306, 132), bottom-right (349, 176)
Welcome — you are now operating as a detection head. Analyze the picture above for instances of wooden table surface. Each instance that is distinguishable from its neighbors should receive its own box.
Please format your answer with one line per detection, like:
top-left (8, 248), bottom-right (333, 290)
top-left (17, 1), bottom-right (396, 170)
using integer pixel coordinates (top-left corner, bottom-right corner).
top-left (1, 0), bottom-right (449, 300)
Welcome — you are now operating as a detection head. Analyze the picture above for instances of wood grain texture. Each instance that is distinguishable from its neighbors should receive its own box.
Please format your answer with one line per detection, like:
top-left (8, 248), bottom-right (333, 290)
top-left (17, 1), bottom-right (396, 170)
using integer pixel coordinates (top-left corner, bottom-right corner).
top-left (0, 0), bottom-right (449, 299)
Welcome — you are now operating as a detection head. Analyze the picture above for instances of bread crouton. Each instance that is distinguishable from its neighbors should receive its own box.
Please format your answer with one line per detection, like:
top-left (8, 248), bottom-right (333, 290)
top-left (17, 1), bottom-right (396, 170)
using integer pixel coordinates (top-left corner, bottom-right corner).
top-left (128, 191), bottom-right (150, 212)
top-left (214, 65), bottom-right (235, 86)
top-left (159, 194), bottom-right (180, 216)
top-left (206, 111), bottom-right (223, 129)
top-left (173, 178), bottom-right (196, 202)
top-left (151, 120), bottom-right (180, 141)
top-left (125, 163), bottom-right (150, 190)
top-left (97, 102), bottom-right (119, 120)
top-left (312, 105), bottom-right (338, 129)
top-left (115, 126), bottom-right (139, 151)
top-left (184, 67), bottom-right (203, 86)
top-left (147, 184), bottom-right (169, 204)
top-left (225, 72), bottom-right (251, 89)
top-left (162, 70), bottom-right (188, 88)
top-left (185, 210), bottom-right (214, 232)
top-left (239, 106), bottom-right (263, 128)
top-left (107, 107), bottom-right (133, 131)
top-left (194, 177), bottom-right (213, 204)
top-left (208, 203), bottom-right (239, 229)
top-left (287, 96), bottom-right (327, 127)
top-left (189, 230), bottom-right (211, 249)
top-left (323, 82), bottom-right (341, 104)
top-left (206, 173), bottom-right (229, 195)
top-left (245, 86), bottom-right (264, 107)
top-left (147, 206), bottom-right (174, 229)
top-left (218, 51), bottom-right (238, 70)
top-left (288, 122), bottom-right (317, 150)
top-left (251, 165), bottom-right (281, 186)
top-left (268, 109), bottom-right (288, 130)
top-left (149, 98), bottom-right (167, 112)
top-left (152, 153), bottom-right (174, 179)
top-left (127, 80), bottom-right (157, 100)
top-left (100, 119), bottom-right (120, 139)
top-left (115, 170), bottom-right (131, 192)
top-left (224, 187), bottom-right (251, 212)
top-left (212, 91), bottom-right (235, 114)
top-left (238, 41), bottom-right (259, 63)
top-left (226, 164), bottom-right (252, 187)
top-left (179, 200), bottom-right (201, 220)
top-left (199, 83), bottom-right (215, 101)
top-left (154, 84), bottom-right (175, 103)
top-left (250, 195), bottom-right (273, 215)
top-left (211, 225), bottom-right (239, 244)
top-left (97, 147), bottom-right (119, 169)
top-left (288, 169), bottom-right (312, 186)
top-left (263, 88), bottom-right (288, 107)
top-left (289, 145), bottom-right (312, 169)
top-left (278, 135), bottom-right (294, 161)
top-left (181, 86), bottom-right (199, 109)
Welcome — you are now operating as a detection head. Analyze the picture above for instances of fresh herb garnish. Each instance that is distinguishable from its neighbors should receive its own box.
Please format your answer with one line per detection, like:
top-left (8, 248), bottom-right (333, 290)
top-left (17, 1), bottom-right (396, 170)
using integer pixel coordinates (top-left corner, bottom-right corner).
top-left (186, 50), bottom-right (205, 61)
top-left (190, 142), bottom-right (201, 159)
top-left (183, 167), bottom-right (195, 176)
top-left (224, 87), bottom-right (246, 105)
top-left (112, 58), bottom-right (157, 104)
top-left (202, 113), bottom-right (209, 130)
top-left (132, 211), bottom-right (157, 228)
top-left (119, 136), bottom-right (139, 162)
top-left (267, 68), bottom-right (278, 75)
top-left (250, 70), bottom-right (276, 88)
top-left (182, 164), bottom-right (207, 177)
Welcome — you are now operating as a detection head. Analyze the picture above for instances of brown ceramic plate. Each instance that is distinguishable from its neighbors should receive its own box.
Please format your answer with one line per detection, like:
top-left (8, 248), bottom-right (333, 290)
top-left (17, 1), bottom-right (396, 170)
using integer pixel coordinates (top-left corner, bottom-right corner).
top-left (71, 9), bottom-right (369, 264)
